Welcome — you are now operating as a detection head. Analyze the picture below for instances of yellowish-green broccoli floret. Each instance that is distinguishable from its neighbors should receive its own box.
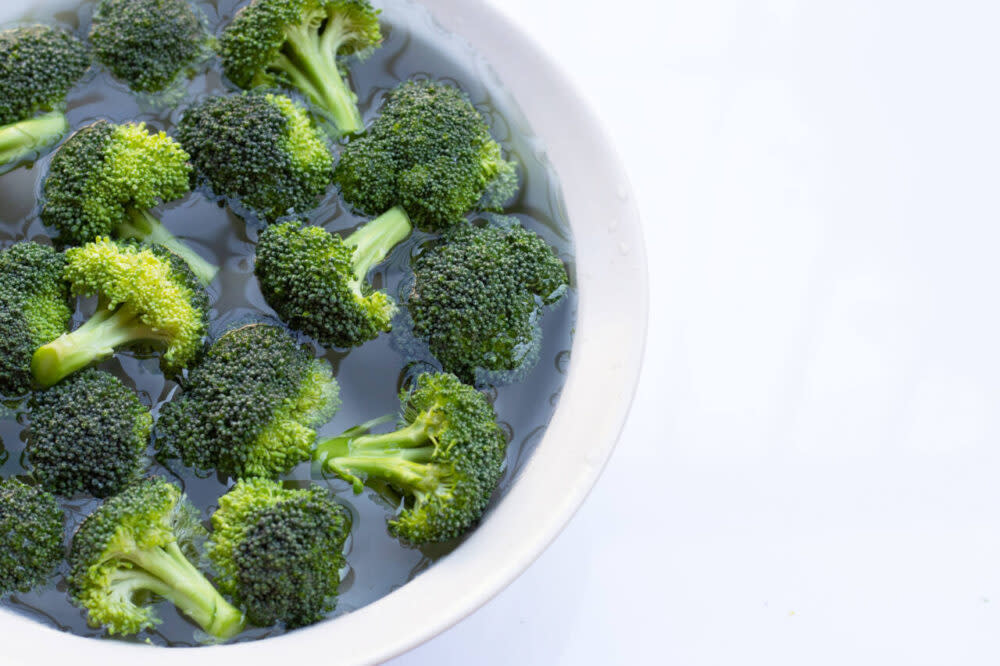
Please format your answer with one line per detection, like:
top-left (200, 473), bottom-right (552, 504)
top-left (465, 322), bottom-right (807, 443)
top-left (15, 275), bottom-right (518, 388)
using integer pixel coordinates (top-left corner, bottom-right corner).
top-left (0, 479), bottom-right (64, 596)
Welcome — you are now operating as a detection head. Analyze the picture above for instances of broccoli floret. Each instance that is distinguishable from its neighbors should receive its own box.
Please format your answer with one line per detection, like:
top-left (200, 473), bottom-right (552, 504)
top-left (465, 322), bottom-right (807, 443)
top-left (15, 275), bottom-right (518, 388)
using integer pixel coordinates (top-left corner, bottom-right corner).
top-left (157, 323), bottom-right (340, 480)
top-left (0, 243), bottom-right (72, 395)
top-left (31, 239), bottom-right (209, 388)
top-left (90, 0), bottom-right (212, 94)
top-left (219, 0), bottom-right (382, 137)
top-left (406, 221), bottom-right (568, 385)
top-left (207, 479), bottom-right (350, 628)
top-left (176, 93), bottom-right (334, 223)
top-left (27, 369), bottom-right (150, 498)
top-left (68, 477), bottom-right (244, 638)
top-left (0, 26), bottom-right (90, 171)
top-left (42, 120), bottom-right (217, 284)
top-left (0, 479), bottom-right (63, 596)
top-left (314, 372), bottom-right (506, 544)
top-left (334, 80), bottom-right (518, 232)
top-left (255, 207), bottom-right (411, 348)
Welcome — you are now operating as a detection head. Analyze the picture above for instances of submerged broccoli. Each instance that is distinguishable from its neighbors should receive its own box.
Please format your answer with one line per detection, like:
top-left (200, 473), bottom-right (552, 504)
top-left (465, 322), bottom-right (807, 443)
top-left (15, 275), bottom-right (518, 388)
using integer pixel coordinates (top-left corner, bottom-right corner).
top-left (176, 93), bottom-right (334, 222)
top-left (219, 0), bottom-right (382, 136)
top-left (31, 239), bottom-right (209, 388)
top-left (27, 369), bottom-right (151, 498)
top-left (42, 120), bottom-right (217, 284)
top-left (90, 0), bottom-right (212, 94)
top-left (255, 207), bottom-right (411, 348)
top-left (0, 26), bottom-right (90, 171)
top-left (208, 479), bottom-right (350, 628)
top-left (0, 242), bottom-right (71, 395)
top-left (157, 323), bottom-right (340, 480)
top-left (314, 372), bottom-right (506, 544)
top-left (406, 221), bottom-right (568, 385)
top-left (334, 80), bottom-right (518, 232)
top-left (0, 479), bottom-right (63, 596)
top-left (68, 477), bottom-right (244, 638)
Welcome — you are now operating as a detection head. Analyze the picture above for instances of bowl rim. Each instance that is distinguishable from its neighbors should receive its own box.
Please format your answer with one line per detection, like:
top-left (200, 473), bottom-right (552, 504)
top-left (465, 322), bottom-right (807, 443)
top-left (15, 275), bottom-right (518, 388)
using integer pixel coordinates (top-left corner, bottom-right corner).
top-left (2, 0), bottom-right (649, 663)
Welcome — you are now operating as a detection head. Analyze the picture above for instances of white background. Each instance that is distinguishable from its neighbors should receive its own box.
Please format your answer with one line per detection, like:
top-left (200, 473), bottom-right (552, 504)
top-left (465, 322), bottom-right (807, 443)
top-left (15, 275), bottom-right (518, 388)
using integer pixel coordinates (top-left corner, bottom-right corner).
top-left (393, 0), bottom-right (1000, 664)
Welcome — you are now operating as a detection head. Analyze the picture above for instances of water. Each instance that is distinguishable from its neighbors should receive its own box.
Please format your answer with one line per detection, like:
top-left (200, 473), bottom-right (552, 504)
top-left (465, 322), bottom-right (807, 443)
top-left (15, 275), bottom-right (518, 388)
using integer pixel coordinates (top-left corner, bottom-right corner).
top-left (0, 0), bottom-right (577, 647)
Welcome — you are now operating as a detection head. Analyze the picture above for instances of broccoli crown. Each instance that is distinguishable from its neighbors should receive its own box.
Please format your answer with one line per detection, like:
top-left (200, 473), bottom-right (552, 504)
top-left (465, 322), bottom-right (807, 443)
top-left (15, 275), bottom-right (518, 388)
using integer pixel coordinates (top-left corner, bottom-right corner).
top-left (0, 25), bottom-right (90, 127)
top-left (208, 479), bottom-right (350, 628)
top-left (0, 243), bottom-right (71, 395)
top-left (0, 479), bottom-right (63, 596)
top-left (407, 221), bottom-right (568, 384)
top-left (90, 0), bottom-right (211, 94)
top-left (316, 372), bottom-right (506, 544)
top-left (27, 369), bottom-right (151, 498)
top-left (334, 80), bottom-right (518, 231)
top-left (42, 120), bottom-right (191, 246)
top-left (176, 93), bottom-right (333, 222)
top-left (157, 323), bottom-right (340, 479)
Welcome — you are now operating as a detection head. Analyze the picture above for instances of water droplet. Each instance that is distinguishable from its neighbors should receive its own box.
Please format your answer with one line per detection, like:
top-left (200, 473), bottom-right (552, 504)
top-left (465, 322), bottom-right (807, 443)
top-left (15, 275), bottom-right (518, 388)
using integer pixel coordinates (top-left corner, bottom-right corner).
top-left (555, 350), bottom-right (571, 375)
top-left (616, 185), bottom-right (629, 201)
top-left (608, 218), bottom-right (620, 233)
top-left (619, 242), bottom-right (630, 256)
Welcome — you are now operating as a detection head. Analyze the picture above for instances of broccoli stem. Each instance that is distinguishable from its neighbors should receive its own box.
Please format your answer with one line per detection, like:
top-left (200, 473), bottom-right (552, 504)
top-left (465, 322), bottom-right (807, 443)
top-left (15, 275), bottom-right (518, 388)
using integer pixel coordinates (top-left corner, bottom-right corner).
top-left (346, 206), bottom-right (412, 286)
top-left (119, 209), bottom-right (219, 285)
top-left (128, 541), bottom-right (245, 639)
top-left (31, 303), bottom-right (167, 387)
top-left (0, 111), bottom-right (68, 169)
top-left (315, 419), bottom-right (436, 494)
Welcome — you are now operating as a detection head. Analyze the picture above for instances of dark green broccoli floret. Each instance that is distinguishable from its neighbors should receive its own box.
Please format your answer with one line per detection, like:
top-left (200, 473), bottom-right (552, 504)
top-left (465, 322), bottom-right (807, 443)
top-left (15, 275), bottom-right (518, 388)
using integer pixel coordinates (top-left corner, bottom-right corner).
top-left (27, 369), bottom-right (151, 498)
top-left (31, 239), bottom-right (209, 388)
top-left (176, 93), bottom-right (334, 222)
top-left (0, 479), bottom-right (63, 596)
top-left (334, 80), bottom-right (518, 232)
top-left (157, 323), bottom-right (340, 480)
top-left (255, 207), bottom-right (411, 348)
top-left (42, 120), bottom-right (217, 284)
top-left (314, 372), bottom-right (506, 544)
top-left (219, 0), bottom-right (382, 136)
top-left (68, 477), bottom-right (244, 638)
top-left (0, 242), bottom-right (72, 395)
top-left (90, 0), bottom-right (212, 94)
top-left (207, 479), bottom-right (350, 628)
top-left (406, 220), bottom-right (568, 385)
top-left (0, 26), bottom-right (90, 171)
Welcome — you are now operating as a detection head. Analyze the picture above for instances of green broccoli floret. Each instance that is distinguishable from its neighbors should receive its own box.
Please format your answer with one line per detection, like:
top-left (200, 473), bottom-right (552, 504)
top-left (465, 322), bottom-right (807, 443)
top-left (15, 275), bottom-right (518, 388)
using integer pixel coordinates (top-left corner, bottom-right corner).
top-left (31, 239), bottom-right (209, 388)
top-left (314, 372), bottom-right (506, 544)
top-left (0, 479), bottom-right (63, 596)
top-left (157, 323), bottom-right (340, 480)
top-left (207, 479), bottom-right (350, 628)
top-left (406, 220), bottom-right (568, 385)
top-left (0, 26), bottom-right (90, 172)
top-left (42, 120), bottom-right (217, 284)
top-left (334, 80), bottom-right (518, 232)
top-left (219, 0), bottom-right (382, 137)
top-left (89, 0), bottom-right (212, 94)
top-left (27, 369), bottom-right (151, 498)
top-left (176, 93), bottom-right (334, 223)
top-left (0, 242), bottom-right (72, 395)
top-left (68, 477), bottom-right (245, 638)
top-left (255, 207), bottom-right (411, 348)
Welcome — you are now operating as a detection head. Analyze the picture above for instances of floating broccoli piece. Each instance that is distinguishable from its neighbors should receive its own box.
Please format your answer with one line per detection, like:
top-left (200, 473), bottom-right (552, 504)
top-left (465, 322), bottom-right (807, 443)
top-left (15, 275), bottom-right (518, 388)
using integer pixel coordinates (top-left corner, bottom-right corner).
top-left (314, 372), bottom-right (506, 544)
top-left (176, 93), bottom-right (333, 223)
top-left (219, 0), bottom-right (382, 136)
top-left (68, 477), bottom-right (244, 638)
top-left (90, 0), bottom-right (212, 94)
top-left (157, 323), bottom-right (340, 480)
top-left (42, 120), bottom-right (217, 284)
top-left (0, 26), bottom-right (90, 171)
top-left (207, 479), bottom-right (350, 628)
top-left (31, 239), bottom-right (209, 388)
top-left (27, 369), bottom-right (150, 498)
top-left (406, 221), bottom-right (568, 385)
top-left (334, 80), bottom-right (518, 232)
top-left (0, 479), bottom-right (64, 596)
top-left (0, 243), bottom-right (72, 395)
top-left (255, 207), bottom-right (411, 348)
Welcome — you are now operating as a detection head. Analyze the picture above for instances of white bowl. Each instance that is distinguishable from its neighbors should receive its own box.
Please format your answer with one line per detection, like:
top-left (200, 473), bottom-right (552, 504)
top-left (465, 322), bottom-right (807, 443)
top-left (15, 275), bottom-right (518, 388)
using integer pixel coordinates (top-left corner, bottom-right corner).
top-left (1, 0), bottom-right (648, 663)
